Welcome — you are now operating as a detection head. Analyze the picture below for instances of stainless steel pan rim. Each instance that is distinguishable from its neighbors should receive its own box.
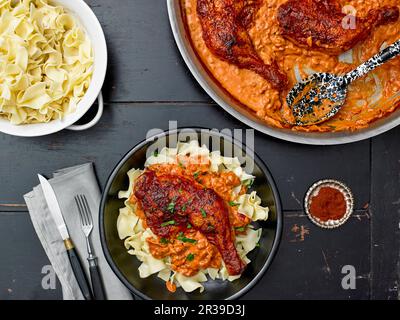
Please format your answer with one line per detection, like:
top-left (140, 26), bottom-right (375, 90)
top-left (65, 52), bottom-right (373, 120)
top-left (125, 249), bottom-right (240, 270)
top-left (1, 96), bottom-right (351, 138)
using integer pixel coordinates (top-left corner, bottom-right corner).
top-left (167, 0), bottom-right (400, 145)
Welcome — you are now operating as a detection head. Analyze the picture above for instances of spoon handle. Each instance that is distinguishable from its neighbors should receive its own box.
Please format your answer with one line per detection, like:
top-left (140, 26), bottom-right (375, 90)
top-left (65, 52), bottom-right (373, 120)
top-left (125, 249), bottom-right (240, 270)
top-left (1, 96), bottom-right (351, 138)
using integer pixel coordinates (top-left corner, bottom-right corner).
top-left (343, 39), bottom-right (400, 85)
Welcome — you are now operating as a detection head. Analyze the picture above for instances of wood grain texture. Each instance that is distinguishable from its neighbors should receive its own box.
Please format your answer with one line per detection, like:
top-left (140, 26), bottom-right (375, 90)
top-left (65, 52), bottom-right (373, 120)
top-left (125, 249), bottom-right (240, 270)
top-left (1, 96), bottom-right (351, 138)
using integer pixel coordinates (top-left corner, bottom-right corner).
top-left (243, 211), bottom-right (371, 300)
top-left (0, 212), bottom-right (62, 300)
top-left (0, 103), bottom-right (370, 212)
top-left (371, 126), bottom-right (400, 300)
top-left (0, 211), bottom-right (370, 300)
top-left (84, 0), bottom-right (210, 102)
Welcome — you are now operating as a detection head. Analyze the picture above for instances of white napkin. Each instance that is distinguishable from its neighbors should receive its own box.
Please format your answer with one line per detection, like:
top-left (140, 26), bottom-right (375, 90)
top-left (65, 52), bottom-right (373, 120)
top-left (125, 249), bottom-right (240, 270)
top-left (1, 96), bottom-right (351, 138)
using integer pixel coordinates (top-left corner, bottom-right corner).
top-left (24, 163), bottom-right (132, 300)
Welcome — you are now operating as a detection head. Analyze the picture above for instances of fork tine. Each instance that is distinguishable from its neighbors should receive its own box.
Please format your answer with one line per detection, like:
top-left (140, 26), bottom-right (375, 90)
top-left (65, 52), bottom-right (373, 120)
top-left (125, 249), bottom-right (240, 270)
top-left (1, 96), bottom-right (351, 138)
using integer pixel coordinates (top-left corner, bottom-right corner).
top-left (81, 195), bottom-right (93, 226)
top-left (79, 194), bottom-right (91, 227)
top-left (75, 196), bottom-right (85, 226)
top-left (77, 195), bottom-right (86, 225)
top-left (79, 195), bottom-right (89, 226)
top-left (76, 195), bottom-right (88, 226)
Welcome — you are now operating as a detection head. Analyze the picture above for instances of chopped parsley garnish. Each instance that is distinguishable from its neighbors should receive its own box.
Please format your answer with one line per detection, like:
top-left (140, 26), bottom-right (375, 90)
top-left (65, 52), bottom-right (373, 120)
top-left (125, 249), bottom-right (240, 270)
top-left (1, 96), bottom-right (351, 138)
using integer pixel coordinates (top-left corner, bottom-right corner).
top-left (153, 150), bottom-right (159, 157)
top-left (193, 172), bottom-right (200, 179)
top-left (228, 201), bottom-right (240, 207)
top-left (182, 204), bottom-right (187, 212)
top-left (178, 187), bottom-right (183, 194)
top-left (186, 253), bottom-right (195, 261)
top-left (161, 220), bottom-right (175, 227)
top-left (177, 232), bottom-right (197, 244)
top-left (187, 223), bottom-right (192, 229)
top-left (200, 208), bottom-right (207, 218)
top-left (243, 179), bottom-right (254, 188)
top-left (179, 162), bottom-right (185, 168)
top-left (167, 196), bottom-right (178, 213)
top-left (207, 224), bottom-right (215, 231)
top-left (235, 226), bottom-right (246, 232)
top-left (160, 238), bottom-right (169, 244)
top-left (167, 201), bottom-right (175, 213)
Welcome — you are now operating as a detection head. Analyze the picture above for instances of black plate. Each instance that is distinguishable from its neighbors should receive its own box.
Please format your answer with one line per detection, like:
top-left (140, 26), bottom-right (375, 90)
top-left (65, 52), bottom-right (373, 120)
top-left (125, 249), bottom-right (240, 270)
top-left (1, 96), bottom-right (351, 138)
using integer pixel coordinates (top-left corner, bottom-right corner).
top-left (99, 128), bottom-right (283, 300)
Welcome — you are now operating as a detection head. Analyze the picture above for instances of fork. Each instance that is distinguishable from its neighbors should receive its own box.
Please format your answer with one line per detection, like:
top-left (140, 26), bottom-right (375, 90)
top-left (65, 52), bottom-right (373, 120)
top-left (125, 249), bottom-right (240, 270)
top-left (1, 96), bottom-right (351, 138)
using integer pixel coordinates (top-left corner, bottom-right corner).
top-left (75, 194), bottom-right (106, 300)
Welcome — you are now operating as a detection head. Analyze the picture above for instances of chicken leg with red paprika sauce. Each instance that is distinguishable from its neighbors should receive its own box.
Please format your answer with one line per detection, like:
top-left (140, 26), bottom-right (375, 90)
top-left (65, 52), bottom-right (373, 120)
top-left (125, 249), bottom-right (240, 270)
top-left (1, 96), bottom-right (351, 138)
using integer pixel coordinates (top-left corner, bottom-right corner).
top-left (134, 170), bottom-right (246, 276)
top-left (278, 0), bottom-right (399, 55)
top-left (197, 0), bottom-right (289, 91)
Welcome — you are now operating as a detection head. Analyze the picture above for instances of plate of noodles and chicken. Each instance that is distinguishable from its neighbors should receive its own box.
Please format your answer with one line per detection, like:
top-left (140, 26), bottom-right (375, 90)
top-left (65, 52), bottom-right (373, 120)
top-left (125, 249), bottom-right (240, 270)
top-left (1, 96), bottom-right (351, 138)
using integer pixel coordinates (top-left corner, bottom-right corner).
top-left (168, 0), bottom-right (400, 145)
top-left (100, 129), bottom-right (282, 300)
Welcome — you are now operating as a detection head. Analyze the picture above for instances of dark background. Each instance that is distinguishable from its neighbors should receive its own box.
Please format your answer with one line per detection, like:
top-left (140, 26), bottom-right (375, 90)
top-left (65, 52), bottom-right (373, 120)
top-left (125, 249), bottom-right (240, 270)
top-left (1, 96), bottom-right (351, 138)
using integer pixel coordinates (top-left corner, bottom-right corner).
top-left (0, 0), bottom-right (399, 300)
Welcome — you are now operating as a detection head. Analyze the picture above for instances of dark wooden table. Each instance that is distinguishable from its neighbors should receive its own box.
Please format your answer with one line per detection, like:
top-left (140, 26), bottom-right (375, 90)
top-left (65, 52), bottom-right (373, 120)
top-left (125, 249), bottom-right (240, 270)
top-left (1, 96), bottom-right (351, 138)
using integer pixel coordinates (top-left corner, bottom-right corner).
top-left (0, 0), bottom-right (399, 300)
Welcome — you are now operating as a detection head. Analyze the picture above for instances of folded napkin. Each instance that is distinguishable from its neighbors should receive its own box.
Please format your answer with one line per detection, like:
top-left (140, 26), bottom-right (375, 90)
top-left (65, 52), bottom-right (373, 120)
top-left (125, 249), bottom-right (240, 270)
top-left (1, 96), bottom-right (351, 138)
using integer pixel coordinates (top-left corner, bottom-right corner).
top-left (24, 163), bottom-right (132, 300)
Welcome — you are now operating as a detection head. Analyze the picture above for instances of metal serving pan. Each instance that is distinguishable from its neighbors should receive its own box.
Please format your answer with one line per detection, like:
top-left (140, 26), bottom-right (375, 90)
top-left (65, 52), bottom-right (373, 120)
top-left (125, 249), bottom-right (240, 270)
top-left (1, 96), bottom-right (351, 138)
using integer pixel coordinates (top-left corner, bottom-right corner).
top-left (167, 0), bottom-right (400, 145)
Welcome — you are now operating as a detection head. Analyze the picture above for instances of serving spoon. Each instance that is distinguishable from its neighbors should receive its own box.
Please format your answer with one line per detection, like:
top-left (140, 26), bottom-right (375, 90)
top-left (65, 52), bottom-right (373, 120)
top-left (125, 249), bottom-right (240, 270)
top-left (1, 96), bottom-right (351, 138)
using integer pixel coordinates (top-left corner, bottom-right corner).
top-left (287, 39), bottom-right (400, 126)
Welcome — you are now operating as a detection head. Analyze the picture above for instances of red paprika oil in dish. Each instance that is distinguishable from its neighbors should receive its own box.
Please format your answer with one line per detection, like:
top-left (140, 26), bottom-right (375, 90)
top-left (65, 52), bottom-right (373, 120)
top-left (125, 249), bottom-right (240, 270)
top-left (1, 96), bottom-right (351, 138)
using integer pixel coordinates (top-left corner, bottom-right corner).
top-left (304, 180), bottom-right (354, 229)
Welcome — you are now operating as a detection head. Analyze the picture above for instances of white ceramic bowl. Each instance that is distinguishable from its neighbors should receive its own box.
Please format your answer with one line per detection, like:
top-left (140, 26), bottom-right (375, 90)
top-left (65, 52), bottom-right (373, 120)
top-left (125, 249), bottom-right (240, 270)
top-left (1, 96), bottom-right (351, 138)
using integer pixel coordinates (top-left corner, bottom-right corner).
top-left (0, 0), bottom-right (108, 137)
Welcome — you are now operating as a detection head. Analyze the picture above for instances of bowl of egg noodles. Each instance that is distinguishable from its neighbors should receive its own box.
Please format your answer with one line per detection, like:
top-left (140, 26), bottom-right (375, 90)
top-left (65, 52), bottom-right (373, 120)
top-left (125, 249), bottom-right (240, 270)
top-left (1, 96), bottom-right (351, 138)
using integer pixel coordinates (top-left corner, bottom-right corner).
top-left (0, 0), bottom-right (107, 137)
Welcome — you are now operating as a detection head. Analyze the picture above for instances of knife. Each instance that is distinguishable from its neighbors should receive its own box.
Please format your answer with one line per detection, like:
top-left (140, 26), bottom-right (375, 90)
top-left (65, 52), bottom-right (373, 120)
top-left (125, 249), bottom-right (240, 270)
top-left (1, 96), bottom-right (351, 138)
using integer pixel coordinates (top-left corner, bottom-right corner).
top-left (38, 174), bottom-right (93, 300)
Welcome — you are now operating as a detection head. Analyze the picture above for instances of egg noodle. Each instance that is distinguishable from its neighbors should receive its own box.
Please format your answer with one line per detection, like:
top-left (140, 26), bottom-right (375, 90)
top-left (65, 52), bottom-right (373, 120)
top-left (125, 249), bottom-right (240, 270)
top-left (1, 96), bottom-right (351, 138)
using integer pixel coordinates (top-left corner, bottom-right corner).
top-left (0, 0), bottom-right (93, 124)
top-left (117, 141), bottom-right (269, 293)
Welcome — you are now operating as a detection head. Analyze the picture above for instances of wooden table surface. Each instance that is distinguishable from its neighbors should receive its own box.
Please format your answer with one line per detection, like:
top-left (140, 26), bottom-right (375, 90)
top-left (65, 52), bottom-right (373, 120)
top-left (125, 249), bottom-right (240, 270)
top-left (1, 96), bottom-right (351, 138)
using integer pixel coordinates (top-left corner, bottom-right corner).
top-left (0, 0), bottom-right (399, 300)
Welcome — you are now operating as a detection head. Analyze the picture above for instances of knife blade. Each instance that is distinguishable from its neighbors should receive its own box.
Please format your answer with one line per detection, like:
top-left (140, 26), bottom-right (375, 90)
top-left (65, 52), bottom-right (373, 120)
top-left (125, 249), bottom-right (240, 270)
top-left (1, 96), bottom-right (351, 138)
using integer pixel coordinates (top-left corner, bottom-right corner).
top-left (38, 174), bottom-right (93, 300)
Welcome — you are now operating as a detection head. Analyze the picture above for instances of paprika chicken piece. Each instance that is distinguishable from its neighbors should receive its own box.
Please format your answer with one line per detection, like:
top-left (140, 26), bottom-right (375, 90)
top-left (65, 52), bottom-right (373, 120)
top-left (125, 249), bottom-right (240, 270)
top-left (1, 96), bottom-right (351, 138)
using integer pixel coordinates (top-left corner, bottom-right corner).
top-left (134, 170), bottom-right (246, 276)
top-left (197, 0), bottom-right (288, 91)
top-left (278, 0), bottom-right (400, 55)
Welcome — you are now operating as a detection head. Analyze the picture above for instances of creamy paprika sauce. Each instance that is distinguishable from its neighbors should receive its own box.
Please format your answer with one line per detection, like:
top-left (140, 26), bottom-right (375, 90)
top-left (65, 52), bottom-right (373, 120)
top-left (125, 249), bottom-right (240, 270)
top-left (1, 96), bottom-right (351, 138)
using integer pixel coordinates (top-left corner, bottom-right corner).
top-left (129, 161), bottom-right (250, 292)
top-left (183, 0), bottom-right (400, 132)
top-left (147, 230), bottom-right (222, 278)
